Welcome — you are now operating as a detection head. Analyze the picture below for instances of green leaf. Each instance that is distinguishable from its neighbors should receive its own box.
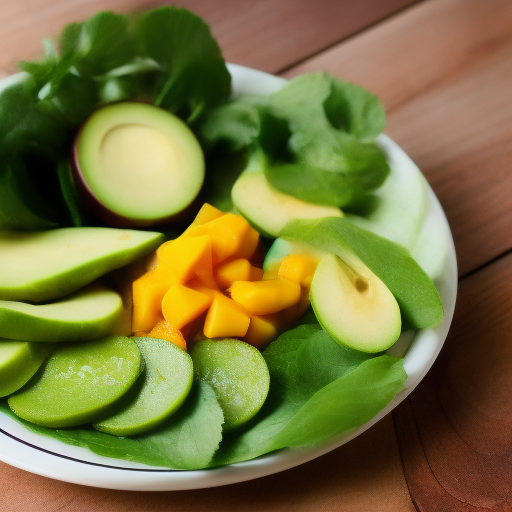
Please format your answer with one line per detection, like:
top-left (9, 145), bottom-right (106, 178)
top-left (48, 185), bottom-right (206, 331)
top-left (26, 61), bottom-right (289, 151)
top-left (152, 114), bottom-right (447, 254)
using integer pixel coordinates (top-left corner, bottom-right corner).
top-left (60, 11), bottom-right (136, 77)
top-left (56, 161), bottom-right (90, 227)
top-left (0, 381), bottom-right (224, 470)
top-left (280, 216), bottom-right (444, 328)
top-left (136, 6), bottom-right (231, 120)
top-left (213, 325), bottom-right (399, 466)
top-left (0, 159), bottom-right (58, 230)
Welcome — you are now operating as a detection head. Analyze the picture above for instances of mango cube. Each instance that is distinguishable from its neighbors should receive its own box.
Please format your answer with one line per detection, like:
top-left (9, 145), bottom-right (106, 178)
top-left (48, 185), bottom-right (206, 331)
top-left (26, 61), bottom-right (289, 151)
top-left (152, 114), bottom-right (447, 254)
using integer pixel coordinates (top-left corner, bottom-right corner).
top-left (183, 214), bottom-right (252, 264)
top-left (132, 266), bottom-right (175, 332)
top-left (158, 235), bottom-right (213, 285)
top-left (278, 254), bottom-right (319, 287)
top-left (162, 284), bottom-right (213, 330)
top-left (244, 314), bottom-right (281, 349)
top-left (215, 259), bottom-right (263, 289)
top-left (191, 203), bottom-right (224, 226)
top-left (145, 320), bottom-right (187, 351)
top-left (238, 225), bottom-right (260, 260)
top-left (229, 278), bottom-right (301, 316)
top-left (203, 293), bottom-right (250, 338)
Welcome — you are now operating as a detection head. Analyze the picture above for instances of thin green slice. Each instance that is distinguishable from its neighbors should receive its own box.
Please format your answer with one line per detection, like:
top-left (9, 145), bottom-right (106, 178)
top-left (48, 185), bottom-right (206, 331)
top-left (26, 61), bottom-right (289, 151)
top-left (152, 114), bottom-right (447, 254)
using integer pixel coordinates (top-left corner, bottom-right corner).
top-left (94, 337), bottom-right (193, 436)
top-left (8, 336), bottom-right (142, 428)
top-left (0, 227), bottom-right (164, 302)
top-left (0, 340), bottom-right (53, 397)
top-left (0, 283), bottom-right (125, 342)
top-left (191, 339), bottom-right (270, 430)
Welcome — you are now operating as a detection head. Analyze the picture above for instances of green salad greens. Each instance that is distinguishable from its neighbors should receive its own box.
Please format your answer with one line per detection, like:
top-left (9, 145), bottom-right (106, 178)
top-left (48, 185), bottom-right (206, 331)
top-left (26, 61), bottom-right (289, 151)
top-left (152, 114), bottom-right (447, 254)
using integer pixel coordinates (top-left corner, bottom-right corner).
top-left (0, 5), bottom-right (442, 471)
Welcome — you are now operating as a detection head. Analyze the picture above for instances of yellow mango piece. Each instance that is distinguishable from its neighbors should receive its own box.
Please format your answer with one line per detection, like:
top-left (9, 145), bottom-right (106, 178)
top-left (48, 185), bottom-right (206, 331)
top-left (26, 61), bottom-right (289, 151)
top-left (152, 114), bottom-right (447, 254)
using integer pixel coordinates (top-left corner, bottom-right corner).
top-left (281, 286), bottom-right (312, 324)
top-left (229, 278), bottom-right (301, 316)
top-left (191, 203), bottom-right (224, 226)
top-left (145, 321), bottom-right (187, 351)
top-left (182, 214), bottom-right (251, 264)
top-left (215, 259), bottom-right (263, 289)
top-left (244, 314), bottom-right (281, 349)
top-left (162, 284), bottom-right (213, 330)
top-left (203, 293), bottom-right (251, 338)
top-left (187, 277), bottom-right (217, 296)
top-left (237, 225), bottom-right (260, 260)
top-left (278, 254), bottom-right (319, 287)
top-left (158, 235), bottom-right (213, 285)
top-left (132, 266), bottom-right (174, 332)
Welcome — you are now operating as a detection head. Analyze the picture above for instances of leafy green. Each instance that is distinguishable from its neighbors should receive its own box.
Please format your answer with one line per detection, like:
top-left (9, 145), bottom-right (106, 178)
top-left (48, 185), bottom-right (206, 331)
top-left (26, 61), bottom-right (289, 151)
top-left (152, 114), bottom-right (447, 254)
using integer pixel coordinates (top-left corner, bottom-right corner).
top-left (0, 381), bottom-right (224, 470)
top-left (280, 217), bottom-right (444, 328)
top-left (56, 161), bottom-right (90, 227)
top-left (212, 325), bottom-right (405, 466)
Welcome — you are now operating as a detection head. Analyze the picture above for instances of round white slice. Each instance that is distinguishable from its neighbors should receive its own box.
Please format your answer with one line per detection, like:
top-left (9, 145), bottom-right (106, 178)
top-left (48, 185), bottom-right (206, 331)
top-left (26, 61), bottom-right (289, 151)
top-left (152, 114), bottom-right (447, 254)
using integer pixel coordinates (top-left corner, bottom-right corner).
top-left (311, 253), bottom-right (401, 353)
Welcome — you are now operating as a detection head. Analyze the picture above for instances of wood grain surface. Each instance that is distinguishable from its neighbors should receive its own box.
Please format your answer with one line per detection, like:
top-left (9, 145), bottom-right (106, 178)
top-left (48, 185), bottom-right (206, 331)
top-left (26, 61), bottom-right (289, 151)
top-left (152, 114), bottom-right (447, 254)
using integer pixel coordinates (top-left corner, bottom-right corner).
top-left (0, 0), bottom-right (416, 77)
top-left (394, 252), bottom-right (512, 511)
top-left (284, 0), bottom-right (512, 277)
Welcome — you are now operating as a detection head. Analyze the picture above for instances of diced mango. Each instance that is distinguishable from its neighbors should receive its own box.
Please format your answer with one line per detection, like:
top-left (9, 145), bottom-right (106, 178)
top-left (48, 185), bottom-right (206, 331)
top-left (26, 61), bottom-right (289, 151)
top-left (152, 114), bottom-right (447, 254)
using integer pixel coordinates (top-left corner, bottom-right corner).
top-left (280, 286), bottom-right (312, 324)
top-left (132, 266), bottom-right (175, 332)
top-left (203, 292), bottom-right (251, 338)
top-left (191, 203), bottom-right (224, 226)
top-left (278, 254), bottom-right (319, 287)
top-left (187, 277), bottom-right (217, 296)
top-left (158, 235), bottom-right (213, 285)
top-left (238, 225), bottom-right (260, 260)
top-left (162, 284), bottom-right (213, 330)
top-left (244, 314), bottom-right (282, 349)
top-left (215, 259), bottom-right (263, 289)
top-left (182, 214), bottom-right (252, 264)
top-left (145, 320), bottom-right (187, 351)
top-left (229, 278), bottom-right (301, 316)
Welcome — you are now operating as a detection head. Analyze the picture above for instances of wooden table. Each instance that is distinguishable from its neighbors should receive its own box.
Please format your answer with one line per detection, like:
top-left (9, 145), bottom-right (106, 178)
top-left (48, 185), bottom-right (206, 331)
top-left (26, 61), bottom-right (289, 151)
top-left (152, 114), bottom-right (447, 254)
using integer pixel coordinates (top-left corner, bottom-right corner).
top-left (1, 0), bottom-right (512, 510)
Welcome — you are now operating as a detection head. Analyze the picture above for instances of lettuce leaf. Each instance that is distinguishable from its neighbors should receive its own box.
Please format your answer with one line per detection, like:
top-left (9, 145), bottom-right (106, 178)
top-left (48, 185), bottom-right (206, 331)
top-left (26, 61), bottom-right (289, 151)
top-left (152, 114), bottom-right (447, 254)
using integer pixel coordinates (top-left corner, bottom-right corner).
top-left (280, 216), bottom-right (444, 328)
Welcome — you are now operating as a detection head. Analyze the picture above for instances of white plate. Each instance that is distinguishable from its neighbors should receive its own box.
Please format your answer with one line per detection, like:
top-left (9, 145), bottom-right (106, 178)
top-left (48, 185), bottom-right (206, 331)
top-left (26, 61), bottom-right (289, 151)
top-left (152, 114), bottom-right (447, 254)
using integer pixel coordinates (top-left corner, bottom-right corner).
top-left (0, 63), bottom-right (457, 491)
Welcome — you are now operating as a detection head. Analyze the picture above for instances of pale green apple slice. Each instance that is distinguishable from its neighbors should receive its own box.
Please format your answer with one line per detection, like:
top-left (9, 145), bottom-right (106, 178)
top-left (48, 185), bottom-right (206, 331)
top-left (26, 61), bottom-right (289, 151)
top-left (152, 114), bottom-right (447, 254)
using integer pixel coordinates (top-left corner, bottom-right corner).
top-left (0, 283), bottom-right (125, 342)
top-left (232, 172), bottom-right (343, 238)
top-left (94, 337), bottom-right (193, 436)
top-left (0, 340), bottom-right (53, 397)
top-left (191, 339), bottom-right (270, 430)
top-left (0, 227), bottom-right (164, 302)
top-left (311, 253), bottom-right (401, 353)
top-left (8, 336), bottom-right (142, 428)
top-left (345, 140), bottom-right (427, 250)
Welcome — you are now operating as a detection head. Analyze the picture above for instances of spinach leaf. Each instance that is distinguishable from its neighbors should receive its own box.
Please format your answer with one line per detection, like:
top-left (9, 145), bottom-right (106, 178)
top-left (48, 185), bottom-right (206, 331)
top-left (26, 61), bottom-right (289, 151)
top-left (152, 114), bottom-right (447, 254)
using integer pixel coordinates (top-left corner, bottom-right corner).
top-left (280, 217), bottom-right (444, 328)
top-left (0, 381), bottom-right (224, 470)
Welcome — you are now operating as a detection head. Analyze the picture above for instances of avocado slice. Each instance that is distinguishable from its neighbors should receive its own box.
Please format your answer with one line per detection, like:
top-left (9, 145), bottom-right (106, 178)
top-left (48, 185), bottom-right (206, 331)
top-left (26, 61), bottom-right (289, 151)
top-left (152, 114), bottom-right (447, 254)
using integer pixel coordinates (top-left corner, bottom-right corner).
top-left (232, 172), bottom-right (343, 238)
top-left (0, 227), bottom-right (164, 302)
top-left (73, 102), bottom-right (205, 227)
top-left (0, 340), bottom-right (53, 397)
top-left (0, 283), bottom-right (125, 342)
top-left (310, 253), bottom-right (401, 353)
top-left (8, 336), bottom-right (142, 428)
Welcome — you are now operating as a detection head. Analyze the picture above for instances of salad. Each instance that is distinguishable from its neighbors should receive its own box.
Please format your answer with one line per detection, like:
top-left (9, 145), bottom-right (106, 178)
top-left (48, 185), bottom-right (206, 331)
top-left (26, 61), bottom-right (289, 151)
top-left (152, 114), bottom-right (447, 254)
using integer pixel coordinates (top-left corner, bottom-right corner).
top-left (0, 7), bottom-right (445, 471)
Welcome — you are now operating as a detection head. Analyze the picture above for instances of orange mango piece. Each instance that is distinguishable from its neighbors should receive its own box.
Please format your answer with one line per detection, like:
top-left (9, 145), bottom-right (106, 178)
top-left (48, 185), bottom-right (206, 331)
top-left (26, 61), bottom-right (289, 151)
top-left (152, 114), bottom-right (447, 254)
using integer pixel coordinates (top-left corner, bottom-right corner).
top-left (182, 214), bottom-right (252, 264)
top-left (229, 278), bottom-right (301, 316)
top-left (215, 259), bottom-right (263, 289)
top-left (238, 225), bottom-right (260, 260)
top-left (145, 321), bottom-right (187, 351)
top-left (158, 235), bottom-right (213, 285)
top-left (278, 254), bottom-right (319, 287)
top-left (132, 266), bottom-right (175, 332)
top-left (203, 292), bottom-right (251, 338)
top-left (162, 284), bottom-right (213, 330)
top-left (244, 314), bottom-right (282, 349)
top-left (191, 203), bottom-right (224, 226)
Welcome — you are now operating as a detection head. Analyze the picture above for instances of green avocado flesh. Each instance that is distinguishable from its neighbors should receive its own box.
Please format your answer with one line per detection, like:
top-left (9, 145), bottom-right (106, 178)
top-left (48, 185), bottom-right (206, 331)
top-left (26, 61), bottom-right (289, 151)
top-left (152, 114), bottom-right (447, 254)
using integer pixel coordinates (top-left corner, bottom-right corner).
top-left (311, 254), bottom-right (401, 353)
top-left (0, 227), bottom-right (164, 302)
top-left (191, 339), bottom-right (270, 430)
top-left (0, 283), bottom-right (124, 342)
top-left (8, 336), bottom-right (142, 428)
top-left (75, 102), bottom-right (205, 225)
top-left (0, 340), bottom-right (53, 397)
top-left (94, 337), bottom-right (193, 437)
top-left (232, 172), bottom-right (343, 238)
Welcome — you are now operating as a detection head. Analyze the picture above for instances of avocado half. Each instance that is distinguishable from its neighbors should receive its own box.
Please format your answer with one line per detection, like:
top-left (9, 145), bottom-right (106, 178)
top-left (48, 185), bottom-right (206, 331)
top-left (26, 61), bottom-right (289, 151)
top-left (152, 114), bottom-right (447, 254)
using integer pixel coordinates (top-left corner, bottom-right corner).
top-left (72, 102), bottom-right (205, 228)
